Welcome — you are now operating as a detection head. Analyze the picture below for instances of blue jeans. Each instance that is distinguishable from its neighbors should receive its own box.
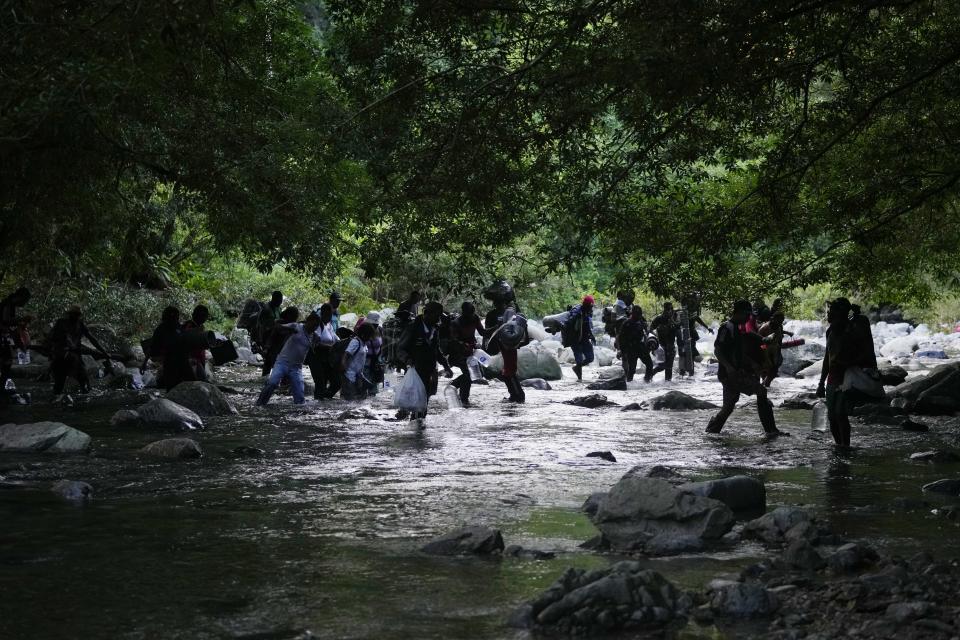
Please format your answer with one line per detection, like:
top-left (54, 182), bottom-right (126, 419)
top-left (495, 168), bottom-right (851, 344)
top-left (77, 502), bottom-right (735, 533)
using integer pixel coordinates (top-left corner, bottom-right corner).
top-left (572, 341), bottom-right (594, 366)
top-left (257, 360), bottom-right (305, 405)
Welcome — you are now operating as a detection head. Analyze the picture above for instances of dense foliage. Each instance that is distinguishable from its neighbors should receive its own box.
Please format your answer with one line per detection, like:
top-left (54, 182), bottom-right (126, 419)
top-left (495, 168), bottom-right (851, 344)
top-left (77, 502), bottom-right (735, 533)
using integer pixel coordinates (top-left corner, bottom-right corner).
top-left (324, 0), bottom-right (960, 308)
top-left (3, 1), bottom-right (960, 316)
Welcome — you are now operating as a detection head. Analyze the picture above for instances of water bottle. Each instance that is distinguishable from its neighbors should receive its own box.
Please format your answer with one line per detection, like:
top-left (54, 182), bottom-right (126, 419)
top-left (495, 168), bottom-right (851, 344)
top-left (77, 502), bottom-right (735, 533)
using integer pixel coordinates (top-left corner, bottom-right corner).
top-left (467, 356), bottom-right (483, 381)
top-left (16, 350), bottom-right (28, 365)
top-left (474, 349), bottom-right (492, 368)
top-left (812, 400), bottom-right (828, 432)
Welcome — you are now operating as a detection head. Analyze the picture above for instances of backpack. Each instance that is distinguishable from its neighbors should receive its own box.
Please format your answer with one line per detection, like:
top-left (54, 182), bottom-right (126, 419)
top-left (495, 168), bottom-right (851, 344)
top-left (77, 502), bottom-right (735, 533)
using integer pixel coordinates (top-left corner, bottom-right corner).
top-left (329, 337), bottom-right (354, 369)
top-left (236, 299), bottom-right (264, 330)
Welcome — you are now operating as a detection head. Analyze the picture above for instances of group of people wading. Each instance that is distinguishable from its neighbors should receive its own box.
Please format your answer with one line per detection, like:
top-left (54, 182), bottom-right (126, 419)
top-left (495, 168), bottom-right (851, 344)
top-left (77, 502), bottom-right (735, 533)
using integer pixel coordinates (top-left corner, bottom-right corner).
top-left (1, 281), bottom-right (879, 446)
top-left (237, 281), bottom-right (530, 419)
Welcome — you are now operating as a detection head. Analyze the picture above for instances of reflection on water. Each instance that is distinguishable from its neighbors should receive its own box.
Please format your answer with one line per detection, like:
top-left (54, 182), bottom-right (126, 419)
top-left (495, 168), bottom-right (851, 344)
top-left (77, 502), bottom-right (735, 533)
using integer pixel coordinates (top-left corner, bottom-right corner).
top-left (1, 367), bottom-right (958, 639)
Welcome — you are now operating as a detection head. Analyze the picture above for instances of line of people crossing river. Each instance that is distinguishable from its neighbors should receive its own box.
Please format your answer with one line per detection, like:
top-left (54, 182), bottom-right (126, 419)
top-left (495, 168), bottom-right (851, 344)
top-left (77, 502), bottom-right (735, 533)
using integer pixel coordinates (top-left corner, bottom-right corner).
top-left (1, 282), bottom-right (879, 447)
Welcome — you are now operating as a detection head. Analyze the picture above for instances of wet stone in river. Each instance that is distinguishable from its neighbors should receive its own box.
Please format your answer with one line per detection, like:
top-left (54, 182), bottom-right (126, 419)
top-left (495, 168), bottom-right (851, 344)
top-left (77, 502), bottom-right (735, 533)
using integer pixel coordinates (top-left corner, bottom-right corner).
top-left (135, 398), bottom-right (204, 431)
top-left (0, 422), bottom-right (91, 454)
top-left (509, 562), bottom-right (692, 633)
top-left (140, 438), bottom-right (203, 460)
top-left (421, 526), bottom-right (504, 556)
top-left (649, 391), bottom-right (717, 411)
top-left (165, 381), bottom-right (238, 417)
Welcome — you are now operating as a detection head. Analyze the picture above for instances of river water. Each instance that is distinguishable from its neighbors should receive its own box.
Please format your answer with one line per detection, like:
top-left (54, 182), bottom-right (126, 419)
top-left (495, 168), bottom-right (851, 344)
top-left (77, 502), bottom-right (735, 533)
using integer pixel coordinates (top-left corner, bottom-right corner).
top-left (2, 364), bottom-right (959, 639)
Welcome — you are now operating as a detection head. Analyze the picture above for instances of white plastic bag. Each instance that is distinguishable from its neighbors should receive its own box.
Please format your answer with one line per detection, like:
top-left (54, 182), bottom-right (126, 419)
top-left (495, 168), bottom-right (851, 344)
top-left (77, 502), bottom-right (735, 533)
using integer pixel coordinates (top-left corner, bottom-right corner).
top-left (393, 367), bottom-right (427, 411)
top-left (841, 367), bottom-right (885, 398)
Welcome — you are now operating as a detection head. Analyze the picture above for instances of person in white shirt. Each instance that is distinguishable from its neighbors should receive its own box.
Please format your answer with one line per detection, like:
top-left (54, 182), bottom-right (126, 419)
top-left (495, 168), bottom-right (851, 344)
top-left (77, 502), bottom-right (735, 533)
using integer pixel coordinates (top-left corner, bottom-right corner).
top-left (255, 312), bottom-right (321, 406)
top-left (340, 323), bottom-right (375, 400)
top-left (307, 303), bottom-right (339, 399)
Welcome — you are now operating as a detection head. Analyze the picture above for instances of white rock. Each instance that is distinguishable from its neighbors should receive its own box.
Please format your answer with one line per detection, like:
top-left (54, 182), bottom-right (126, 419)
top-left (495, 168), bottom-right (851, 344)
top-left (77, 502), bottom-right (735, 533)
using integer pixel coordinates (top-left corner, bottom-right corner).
top-left (339, 313), bottom-right (358, 328)
top-left (880, 335), bottom-right (919, 358)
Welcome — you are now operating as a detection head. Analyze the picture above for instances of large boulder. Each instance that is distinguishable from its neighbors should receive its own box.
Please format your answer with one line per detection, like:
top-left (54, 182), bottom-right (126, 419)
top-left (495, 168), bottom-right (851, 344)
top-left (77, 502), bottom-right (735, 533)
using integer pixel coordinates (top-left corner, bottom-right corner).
top-left (914, 369), bottom-right (960, 415)
top-left (140, 438), bottom-right (203, 459)
top-left (487, 343), bottom-right (563, 381)
top-left (165, 381), bottom-right (238, 417)
top-left (592, 477), bottom-right (734, 553)
top-left (679, 476), bottom-right (766, 512)
top-left (421, 526), bottom-right (504, 556)
top-left (779, 348), bottom-right (815, 377)
top-left (508, 562), bottom-right (692, 633)
top-left (0, 422), bottom-right (91, 453)
top-left (135, 398), bottom-right (204, 431)
top-left (880, 335), bottom-right (919, 359)
top-left (889, 361), bottom-right (960, 402)
top-left (649, 391), bottom-right (717, 411)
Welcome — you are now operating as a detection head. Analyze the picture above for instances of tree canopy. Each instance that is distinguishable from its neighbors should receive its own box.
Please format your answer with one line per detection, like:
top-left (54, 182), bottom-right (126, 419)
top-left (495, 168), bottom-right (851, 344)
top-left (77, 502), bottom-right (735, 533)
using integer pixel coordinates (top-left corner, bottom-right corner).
top-left (324, 0), bottom-right (960, 307)
top-left (3, 1), bottom-right (960, 309)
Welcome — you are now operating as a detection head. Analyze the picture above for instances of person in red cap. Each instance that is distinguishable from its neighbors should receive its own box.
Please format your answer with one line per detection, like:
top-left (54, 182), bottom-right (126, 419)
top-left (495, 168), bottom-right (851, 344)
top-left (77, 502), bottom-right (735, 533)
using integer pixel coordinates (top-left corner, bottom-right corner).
top-left (562, 295), bottom-right (596, 380)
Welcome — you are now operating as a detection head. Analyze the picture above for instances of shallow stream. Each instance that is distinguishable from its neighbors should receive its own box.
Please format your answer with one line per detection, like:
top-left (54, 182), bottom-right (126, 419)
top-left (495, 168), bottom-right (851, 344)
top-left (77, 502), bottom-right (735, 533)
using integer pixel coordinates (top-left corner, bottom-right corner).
top-left (2, 365), bottom-right (959, 639)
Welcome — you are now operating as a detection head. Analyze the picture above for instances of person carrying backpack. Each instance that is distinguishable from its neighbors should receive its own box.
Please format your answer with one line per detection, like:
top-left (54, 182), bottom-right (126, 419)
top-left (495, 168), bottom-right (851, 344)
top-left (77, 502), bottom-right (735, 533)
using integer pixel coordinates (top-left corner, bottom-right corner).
top-left (563, 295), bottom-right (596, 381)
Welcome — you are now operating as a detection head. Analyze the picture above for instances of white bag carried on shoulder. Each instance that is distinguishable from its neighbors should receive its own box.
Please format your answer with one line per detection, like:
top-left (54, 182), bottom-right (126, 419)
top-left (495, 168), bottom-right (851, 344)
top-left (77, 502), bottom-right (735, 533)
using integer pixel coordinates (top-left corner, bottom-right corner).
top-left (393, 368), bottom-right (428, 411)
top-left (841, 366), bottom-right (885, 398)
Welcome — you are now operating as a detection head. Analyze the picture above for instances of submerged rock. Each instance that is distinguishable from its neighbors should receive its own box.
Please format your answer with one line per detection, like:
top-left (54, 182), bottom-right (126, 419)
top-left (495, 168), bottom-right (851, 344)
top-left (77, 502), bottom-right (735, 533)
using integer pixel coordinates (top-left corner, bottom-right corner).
top-left (520, 378), bottom-right (552, 390)
top-left (679, 476), bottom-right (766, 512)
top-left (51, 480), bottom-right (93, 502)
top-left (901, 418), bottom-right (930, 432)
top-left (421, 526), bottom-right (504, 556)
top-left (231, 446), bottom-right (265, 458)
top-left (624, 464), bottom-right (689, 484)
top-left (508, 562), bottom-right (692, 633)
top-left (140, 438), bottom-right (203, 460)
top-left (0, 422), bottom-right (91, 454)
top-left (591, 477), bottom-right (734, 553)
top-left (165, 381), bottom-right (238, 417)
top-left (136, 398), bottom-right (204, 431)
top-left (586, 451), bottom-right (617, 463)
top-left (620, 402), bottom-right (644, 411)
top-left (586, 376), bottom-right (627, 391)
top-left (909, 450), bottom-right (960, 463)
top-left (504, 545), bottom-right (555, 560)
top-left (565, 394), bottom-right (617, 408)
top-left (922, 479), bottom-right (960, 496)
top-left (649, 391), bottom-right (717, 411)
top-left (338, 407), bottom-right (377, 420)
